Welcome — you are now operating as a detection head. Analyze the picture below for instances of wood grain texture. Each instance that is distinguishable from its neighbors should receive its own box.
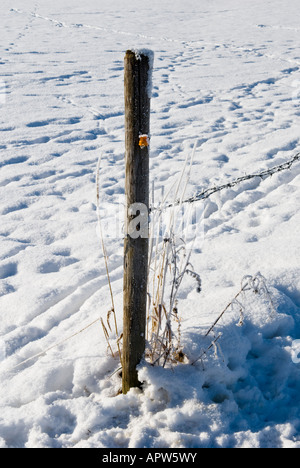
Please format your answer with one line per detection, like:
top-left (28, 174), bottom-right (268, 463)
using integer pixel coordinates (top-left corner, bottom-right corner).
top-left (122, 50), bottom-right (151, 394)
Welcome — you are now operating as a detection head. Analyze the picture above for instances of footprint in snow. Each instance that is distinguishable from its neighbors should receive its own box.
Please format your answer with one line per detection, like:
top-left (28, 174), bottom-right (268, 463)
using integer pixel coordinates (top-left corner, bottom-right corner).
top-left (39, 257), bottom-right (79, 274)
top-left (0, 262), bottom-right (18, 280)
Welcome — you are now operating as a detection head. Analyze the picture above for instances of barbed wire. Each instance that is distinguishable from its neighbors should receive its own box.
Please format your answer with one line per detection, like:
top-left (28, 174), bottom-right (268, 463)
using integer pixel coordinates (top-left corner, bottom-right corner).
top-left (150, 152), bottom-right (300, 213)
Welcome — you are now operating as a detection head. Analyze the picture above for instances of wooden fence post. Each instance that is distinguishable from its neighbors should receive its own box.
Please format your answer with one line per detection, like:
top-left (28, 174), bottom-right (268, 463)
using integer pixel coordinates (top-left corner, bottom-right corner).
top-left (122, 49), bottom-right (152, 394)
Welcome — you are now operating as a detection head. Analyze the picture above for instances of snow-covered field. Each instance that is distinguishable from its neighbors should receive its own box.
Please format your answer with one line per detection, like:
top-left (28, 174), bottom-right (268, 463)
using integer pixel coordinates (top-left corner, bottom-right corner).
top-left (1, 0), bottom-right (300, 448)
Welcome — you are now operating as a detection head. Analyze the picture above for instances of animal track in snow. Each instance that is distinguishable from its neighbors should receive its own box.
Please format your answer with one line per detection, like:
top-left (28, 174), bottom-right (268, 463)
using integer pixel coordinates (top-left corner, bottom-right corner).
top-left (0, 156), bottom-right (28, 168)
top-left (0, 262), bottom-right (18, 280)
top-left (39, 257), bottom-right (79, 274)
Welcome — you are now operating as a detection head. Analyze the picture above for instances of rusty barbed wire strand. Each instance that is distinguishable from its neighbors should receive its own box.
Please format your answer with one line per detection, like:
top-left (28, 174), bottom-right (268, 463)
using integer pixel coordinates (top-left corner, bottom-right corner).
top-left (150, 152), bottom-right (300, 213)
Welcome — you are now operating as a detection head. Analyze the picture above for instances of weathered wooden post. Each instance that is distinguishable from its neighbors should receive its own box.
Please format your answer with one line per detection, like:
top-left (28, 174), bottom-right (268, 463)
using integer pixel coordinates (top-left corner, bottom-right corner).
top-left (122, 49), bottom-right (153, 394)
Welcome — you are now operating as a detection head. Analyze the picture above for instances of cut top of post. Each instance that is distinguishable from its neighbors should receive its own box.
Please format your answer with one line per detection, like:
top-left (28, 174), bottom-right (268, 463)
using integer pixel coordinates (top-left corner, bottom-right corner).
top-left (125, 49), bottom-right (154, 99)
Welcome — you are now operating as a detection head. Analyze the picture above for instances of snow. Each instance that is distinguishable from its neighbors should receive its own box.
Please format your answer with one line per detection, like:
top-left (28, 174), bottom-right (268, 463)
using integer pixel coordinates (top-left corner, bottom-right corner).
top-left (0, 0), bottom-right (300, 448)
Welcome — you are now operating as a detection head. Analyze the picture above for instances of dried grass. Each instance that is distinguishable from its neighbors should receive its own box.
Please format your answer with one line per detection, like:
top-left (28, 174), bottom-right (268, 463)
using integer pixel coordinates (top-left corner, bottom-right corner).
top-left (146, 141), bottom-right (202, 366)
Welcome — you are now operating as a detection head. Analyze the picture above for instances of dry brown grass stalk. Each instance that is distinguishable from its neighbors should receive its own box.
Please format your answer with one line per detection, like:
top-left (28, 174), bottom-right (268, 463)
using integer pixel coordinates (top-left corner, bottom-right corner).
top-left (97, 154), bottom-right (122, 361)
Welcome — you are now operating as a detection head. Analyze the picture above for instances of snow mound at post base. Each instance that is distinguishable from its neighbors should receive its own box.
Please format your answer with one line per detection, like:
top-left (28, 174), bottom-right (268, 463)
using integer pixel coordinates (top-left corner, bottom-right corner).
top-left (1, 286), bottom-right (299, 448)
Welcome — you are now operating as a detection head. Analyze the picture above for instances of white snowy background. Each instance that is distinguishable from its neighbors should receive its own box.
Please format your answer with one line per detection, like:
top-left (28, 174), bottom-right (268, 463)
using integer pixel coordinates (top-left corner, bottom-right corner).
top-left (0, 0), bottom-right (300, 448)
